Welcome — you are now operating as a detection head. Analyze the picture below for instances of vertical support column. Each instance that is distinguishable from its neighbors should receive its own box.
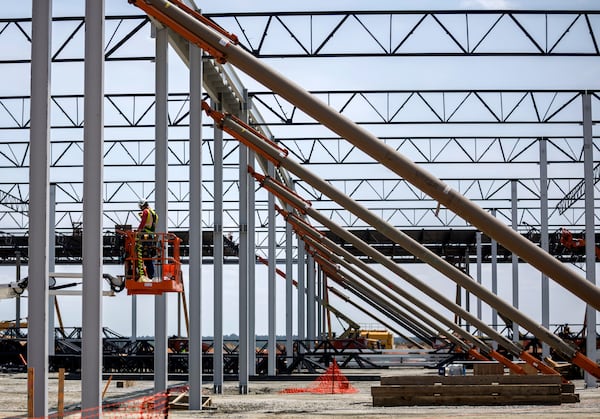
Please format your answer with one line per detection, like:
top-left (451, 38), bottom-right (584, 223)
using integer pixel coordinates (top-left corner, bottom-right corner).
top-left (212, 98), bottom-right (224, 394)
top-left (188, 42), bottom-right (203, 408)
top-left (285, 204), bottom-right (294, 362)
top-left (82, 0), bottom-right (104, 412)
top-left (306, 253), bottom-right (316, 341)
top-left (317, 266), bottom-right (322, 338)
top-left (131, 296), bottom-right (137, 341)
top-left (297, 237), bottom-right (306, 345)
top-left (491, 209), bottom-right (498, 333)
top-left (15, 251), bottom-right (21, 332)
top-left (48, 184), bottom-right (56, 356)
top-left (476, 231), bottom-right (482, 336)
top-left (464, 248), bottom-right (470, 333)
top-left (511, 180), bottom-right (520, 343)
top-left (28, 1), bottom-right (52, 415)
top-left (248, 149), bottom-right (256, 375)
top-left (582, 92), bottom-right (598, 388)
top-left (267, 161), bottom-right (276, 375)
top-left (154, 23), bottom-right (169, 394)
top-left (539, 137), bottom-right (550, 358)
top-left (238, 90), bottom-right (250, 394)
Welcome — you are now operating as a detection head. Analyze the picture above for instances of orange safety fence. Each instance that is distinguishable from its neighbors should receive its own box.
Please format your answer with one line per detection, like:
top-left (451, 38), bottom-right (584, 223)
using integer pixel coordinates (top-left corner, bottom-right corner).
top-left (40, 391), bottom-right (169, 419)
top-left (280, 360), bottom-right (358, 394)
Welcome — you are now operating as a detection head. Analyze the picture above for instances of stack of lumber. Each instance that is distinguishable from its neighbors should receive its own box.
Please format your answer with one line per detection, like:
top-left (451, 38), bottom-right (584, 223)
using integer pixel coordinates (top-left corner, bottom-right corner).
top-left (371, 374), bottom-right (579, 406)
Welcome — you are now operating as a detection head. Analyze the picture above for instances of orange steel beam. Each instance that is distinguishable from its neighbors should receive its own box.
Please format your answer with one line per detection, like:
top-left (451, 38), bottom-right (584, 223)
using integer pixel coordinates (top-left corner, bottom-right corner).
top-left (129, 0), bottom-right (230, 63)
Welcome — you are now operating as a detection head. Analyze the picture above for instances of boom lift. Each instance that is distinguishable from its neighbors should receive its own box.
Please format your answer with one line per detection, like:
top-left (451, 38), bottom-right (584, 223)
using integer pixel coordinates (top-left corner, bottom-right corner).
top-left (557, 227), bottom-right (600, 260)
top-left (121, 230), bottom-right (183, 295)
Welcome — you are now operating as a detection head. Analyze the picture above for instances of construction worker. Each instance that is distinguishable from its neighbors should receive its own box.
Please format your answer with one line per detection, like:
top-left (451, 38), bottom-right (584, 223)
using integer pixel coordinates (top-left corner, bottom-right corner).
top-left (136, 200), bottom-right (158, 282)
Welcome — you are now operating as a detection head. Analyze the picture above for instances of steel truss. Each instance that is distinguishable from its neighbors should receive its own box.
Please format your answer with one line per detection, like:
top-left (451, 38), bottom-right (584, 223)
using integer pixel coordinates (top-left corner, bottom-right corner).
top-left (0, 10), bottom-right (598, 239)
top-left (206, 10), bottom-right (600, 57)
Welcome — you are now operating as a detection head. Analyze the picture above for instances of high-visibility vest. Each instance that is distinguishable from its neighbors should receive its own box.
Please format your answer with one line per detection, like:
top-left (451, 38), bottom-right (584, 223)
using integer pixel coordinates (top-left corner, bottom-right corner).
top-left (141, 207), bottom-right (158, 233)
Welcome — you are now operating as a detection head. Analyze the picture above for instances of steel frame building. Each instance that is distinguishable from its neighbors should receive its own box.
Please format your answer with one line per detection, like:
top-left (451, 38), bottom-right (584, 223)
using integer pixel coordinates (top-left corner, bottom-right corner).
top-left (0, 2), bottom-right (599, 416)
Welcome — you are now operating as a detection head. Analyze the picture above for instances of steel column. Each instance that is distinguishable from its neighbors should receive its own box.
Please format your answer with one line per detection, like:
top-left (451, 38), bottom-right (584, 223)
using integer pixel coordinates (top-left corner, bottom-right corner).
top-left (285, 204), bottom-right (294, 360)
top-left (212, 98), bottom-right (224, 394)
top-left (15, 252), bottom-right (21, 333)
top-left (131, 296), bottom-right (137, 341)
top-left (317, 266), bottom-right (323, 338)
top-left (48, 184), bottom-right (56, 357)
top-left (297, 236), bottom-right (306, 343)
top-left (238, 90), bottom-right (249, 394)
top-left (188, 41), bottom-right (204, 408)
top-left (154, 23), bottom-right (169, 394)
top-left (511, 180), bottom-right (520, 343)
top-left (267, 160), bottom-right (276, 375)
top-left (82, 0), bottom-right (104, 412)
top-left (306, 253), bottom-right (316, 341)
top-left (491, 209), bottom-right (498, 332)
top-left (476, 231), bottom-right (483, 333)
top-left (248, 149), bottom-right (256, 375)
top-left (28, 0), bottom-right (52, 414)
top-left (539, 137), bottom-right (550, 358)
top-left (582, 92), bottom-right (598, 388)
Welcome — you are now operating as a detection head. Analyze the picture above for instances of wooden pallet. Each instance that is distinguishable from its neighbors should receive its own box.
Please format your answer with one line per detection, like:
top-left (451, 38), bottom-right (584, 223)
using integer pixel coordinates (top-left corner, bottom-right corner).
top-left (372, 374), bottom-right (579, 406)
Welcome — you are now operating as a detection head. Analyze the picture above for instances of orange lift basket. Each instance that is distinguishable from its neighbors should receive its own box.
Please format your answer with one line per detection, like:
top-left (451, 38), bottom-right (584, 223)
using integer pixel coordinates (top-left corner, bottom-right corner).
top-left (122, 231), bottom-right (183, 295)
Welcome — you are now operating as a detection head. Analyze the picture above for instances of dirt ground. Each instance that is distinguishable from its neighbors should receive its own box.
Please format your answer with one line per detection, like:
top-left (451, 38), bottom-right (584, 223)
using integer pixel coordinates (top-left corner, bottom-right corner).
top-left (0, 369), bottom-right (599, 418)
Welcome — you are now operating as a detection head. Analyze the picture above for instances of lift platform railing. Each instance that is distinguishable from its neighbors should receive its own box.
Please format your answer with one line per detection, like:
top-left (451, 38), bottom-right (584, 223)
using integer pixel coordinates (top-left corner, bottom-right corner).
top-left (121, 231), bottom-right (183, 295)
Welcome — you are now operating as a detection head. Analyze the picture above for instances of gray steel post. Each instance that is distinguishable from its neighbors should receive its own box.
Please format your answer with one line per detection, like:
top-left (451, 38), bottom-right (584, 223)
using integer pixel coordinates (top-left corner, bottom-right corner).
top-left (15, 252), bottom-right (21, 332)
top-left (48, 184), bottom-right (56, 357)
top-left (491, 209), bottom-right (498, 331)
top-left (297, 237), bottom-right (306, 343)
top-left (248, 149), bottom-right (257, 375)
top-left (154, 23), bottom-right (169, 394)
top-left (144, 1), bottom-right (600, 308)
top-left (189, 41), bottom-right (204, 408)
top-left (285, 204), bottom-right (294, 360)
top-left (539, 137), bottom-right (550, 358)
top-left (267, 161), bottom-right (276, 375)
top-left (28, 0), bottom-right (52, 414)
top-left (582, 92), bottom-right (598, 388)
top-left (131, 296), bottom-right (137, 341)
top-left (238, 91), bottom-right (249, 394)
top-left (212, 98), bottom-right (224, 394)
top-left (317, 266), bottom-right (323, 338)
top-left (476, 231), bottom-right (483, 332)
top-left (511, 180), bottom-right (520, 343)
top-left (82, 0), bottom-right (104, 412)
top-left (307, 253), bottom-right (316, 340)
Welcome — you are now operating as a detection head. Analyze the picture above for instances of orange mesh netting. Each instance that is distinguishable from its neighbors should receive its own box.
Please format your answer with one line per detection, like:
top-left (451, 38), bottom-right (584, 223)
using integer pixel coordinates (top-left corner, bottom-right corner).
top-left (42, 391), bottom-right (168, 419)
top-left (280, 360), bottom-right (358, 394)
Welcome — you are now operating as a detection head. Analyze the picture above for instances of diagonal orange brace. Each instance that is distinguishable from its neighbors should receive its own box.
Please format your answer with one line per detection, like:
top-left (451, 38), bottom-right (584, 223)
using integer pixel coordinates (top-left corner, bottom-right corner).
top-left (572, 351), bottom-right (600, 379)
top-left (467, 348), bottom-right (490, 362)
top-left (488, 350), bottom-right (527, 375)
top-left (130, 0), bottom-right (230, 63)
top-left (518, 351), bottom-right (569, 383)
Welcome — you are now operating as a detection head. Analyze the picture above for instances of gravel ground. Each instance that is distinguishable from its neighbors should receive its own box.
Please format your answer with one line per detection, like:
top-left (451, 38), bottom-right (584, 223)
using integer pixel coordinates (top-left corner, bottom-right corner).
top-left (0, 369), bottom-right (598, 418)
